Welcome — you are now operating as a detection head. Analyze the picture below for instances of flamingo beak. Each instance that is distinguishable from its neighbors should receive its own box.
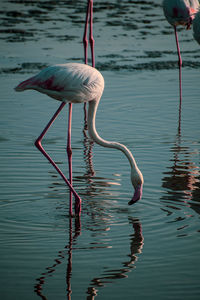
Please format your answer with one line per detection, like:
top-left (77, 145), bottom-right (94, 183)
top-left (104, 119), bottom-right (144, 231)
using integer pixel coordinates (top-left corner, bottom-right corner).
top-left (128, 184), bottom-right (143, 205)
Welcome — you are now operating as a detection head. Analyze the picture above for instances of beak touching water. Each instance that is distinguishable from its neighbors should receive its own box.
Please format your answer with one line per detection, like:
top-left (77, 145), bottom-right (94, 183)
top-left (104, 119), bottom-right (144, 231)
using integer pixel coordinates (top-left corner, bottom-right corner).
top-left (128, 184), bottom-right (143, 205)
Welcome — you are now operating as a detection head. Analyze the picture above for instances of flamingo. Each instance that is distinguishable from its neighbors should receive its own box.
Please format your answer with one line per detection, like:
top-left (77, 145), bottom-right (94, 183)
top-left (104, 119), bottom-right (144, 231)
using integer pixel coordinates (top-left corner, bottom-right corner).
top-left (193, 11), bottom-right (200, 44)
top-left (14, 63), bottom-right (144, 216)
top-left (162, 0), bottom-right (199, 104)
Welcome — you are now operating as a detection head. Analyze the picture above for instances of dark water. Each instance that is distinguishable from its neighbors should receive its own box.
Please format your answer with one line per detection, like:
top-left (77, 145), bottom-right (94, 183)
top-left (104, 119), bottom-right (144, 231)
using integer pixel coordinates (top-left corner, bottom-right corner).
top-left (0, 0), bottom-right (200, 299)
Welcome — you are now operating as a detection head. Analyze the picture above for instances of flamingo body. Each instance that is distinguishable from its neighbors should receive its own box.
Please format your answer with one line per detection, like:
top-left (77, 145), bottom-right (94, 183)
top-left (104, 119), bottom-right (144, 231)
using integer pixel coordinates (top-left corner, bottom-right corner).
top-left (15, 63), bottom-right (104, 103)
top-left (163, 0), bottom-right (199, 27)
top-left (193, 11), bottom-right (200, 44)
top-left (15, 63), bottom-right (143, 207)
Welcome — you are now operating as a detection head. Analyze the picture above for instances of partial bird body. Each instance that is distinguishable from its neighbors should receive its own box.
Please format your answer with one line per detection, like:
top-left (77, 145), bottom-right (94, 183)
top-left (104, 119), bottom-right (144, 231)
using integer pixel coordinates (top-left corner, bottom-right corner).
top-left (193, 11), bottom-right (200, 43)
top-left (163, 0), bottom-right (199, 28)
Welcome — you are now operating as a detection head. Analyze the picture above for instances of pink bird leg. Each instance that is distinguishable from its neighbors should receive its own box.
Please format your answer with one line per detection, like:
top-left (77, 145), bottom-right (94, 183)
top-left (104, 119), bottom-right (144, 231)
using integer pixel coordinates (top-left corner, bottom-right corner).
top-left (83, 1), bottom-right (90, 65)
top-left (67, 103), bottom-right (73, 216)
top-left (66, 104), bottom-right (81, 216)
top-left (174, 25), bottom-right (182, 107)
top-left (83, 0), bottom-right (95, 123)
top-left (34, 102), bottom-right (81, 216)
top-left (89, 0), bottom-right (95, 68)
top-left (83, 0), bottom-right (95, 67)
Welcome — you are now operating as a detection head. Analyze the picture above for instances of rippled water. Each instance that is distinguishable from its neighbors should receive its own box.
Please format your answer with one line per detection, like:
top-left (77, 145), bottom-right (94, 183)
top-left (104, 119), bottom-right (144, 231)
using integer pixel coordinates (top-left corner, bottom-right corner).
top-left (0, 0), bottom-right (200, 299)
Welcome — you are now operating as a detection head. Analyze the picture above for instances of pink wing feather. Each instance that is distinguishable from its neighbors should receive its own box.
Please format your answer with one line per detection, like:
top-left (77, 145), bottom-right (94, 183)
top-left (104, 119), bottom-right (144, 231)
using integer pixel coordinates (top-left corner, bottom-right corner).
top-left (15, 67), bottom-right (65, 92)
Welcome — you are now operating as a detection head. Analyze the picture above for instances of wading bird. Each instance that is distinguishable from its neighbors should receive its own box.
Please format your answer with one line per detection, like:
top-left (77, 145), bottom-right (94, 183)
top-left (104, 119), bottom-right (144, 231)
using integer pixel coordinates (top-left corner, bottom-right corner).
top-left (163, 0), bottom-right (199, 104)
top-left (15, 63), bottom-right (143, 216)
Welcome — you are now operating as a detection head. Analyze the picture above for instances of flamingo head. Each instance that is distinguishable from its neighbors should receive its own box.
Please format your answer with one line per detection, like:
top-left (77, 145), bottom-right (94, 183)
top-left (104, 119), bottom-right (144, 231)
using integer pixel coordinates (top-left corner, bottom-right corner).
top-left (128, 184), bottom-right (143, 205)
top-left (128, 168), bottom-right (143, 205)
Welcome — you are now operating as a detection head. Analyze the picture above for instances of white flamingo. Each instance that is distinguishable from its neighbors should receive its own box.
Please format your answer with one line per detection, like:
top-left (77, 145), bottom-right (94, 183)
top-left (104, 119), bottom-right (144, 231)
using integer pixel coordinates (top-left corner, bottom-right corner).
top-left (15, 63), bottom-right (144, 216)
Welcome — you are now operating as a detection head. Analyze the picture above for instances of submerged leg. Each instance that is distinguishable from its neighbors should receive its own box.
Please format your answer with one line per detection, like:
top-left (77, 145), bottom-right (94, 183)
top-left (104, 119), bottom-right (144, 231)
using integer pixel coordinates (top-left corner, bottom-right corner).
top-left (174, 26), bottom-right (182, 106)
top-left (35, 102), bottom-right (82, 216)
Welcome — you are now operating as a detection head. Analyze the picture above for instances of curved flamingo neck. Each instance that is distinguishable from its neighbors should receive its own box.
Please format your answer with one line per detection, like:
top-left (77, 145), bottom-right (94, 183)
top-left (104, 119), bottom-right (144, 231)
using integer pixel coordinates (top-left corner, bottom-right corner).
top-left (87, 100), bottom-right (139, 172)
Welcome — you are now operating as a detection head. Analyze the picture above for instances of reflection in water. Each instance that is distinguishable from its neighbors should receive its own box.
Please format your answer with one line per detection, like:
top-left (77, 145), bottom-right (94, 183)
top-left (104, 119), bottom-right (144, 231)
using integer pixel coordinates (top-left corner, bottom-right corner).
top-left (87, 217), bottom-right (144, 298)
top-left (34, 218), bottom-right (81, 300)
top-left (66, 123), bottom-right (122, 204)
top-left (81, 128), bottom-right (122, 200)
top-left (83, 127), bottom-right (95, 178)
top-left (86, 287), bottom-right (98, 300)
top-left (34, 217), bottom-right (143, 299)
top-left (161, 113), bottom-right (200, 216)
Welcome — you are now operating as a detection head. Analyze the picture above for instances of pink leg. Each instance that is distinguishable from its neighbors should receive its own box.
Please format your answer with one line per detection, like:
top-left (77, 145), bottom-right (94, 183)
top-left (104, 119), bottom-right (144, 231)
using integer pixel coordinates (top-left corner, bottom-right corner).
top-left (174, 26), bottom-right (182, 105)
top-left (83, 0), bottom-right (90, 122)
top-left (83, 0), bottom-right (90, 65)
top-left (83, 0), bottom-right (95, 121)
top-left (89, 0), bottom-right (95, 67)
top-left (67, 103), bottom-right (73, 217)
top-left (83, 0), bottom-right (95, 66)
top-left (35, 102), bottom-right (82, 216)
top-left (178, 97), bottom-right (182, 135)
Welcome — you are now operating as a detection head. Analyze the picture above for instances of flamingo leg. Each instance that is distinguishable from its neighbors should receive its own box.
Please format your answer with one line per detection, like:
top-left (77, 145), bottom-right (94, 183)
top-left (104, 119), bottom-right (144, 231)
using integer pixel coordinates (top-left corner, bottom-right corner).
top-left (83, 0), bottom-right (95, 124)
top-left (66, 103), bottom-right (73, 217)
top-left (34, 102), bottom-right (82, 216)
top-left (83, 0), bottom-right (90, 123)
top-left (83, 0), bottom-right (90, 65)
top-left (89, 0), bottom-right (95, 67)
top-left (83, 0), bottom-right (95, 65)
top-left (174, 26), bottom-right (182, 106)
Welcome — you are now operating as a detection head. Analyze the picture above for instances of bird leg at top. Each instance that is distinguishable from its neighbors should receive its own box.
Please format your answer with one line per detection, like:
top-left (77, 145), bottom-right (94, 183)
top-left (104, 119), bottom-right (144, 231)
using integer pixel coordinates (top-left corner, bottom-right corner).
top-left (89, 0), bottom-right (95, 68)
top-left (83, 0), bottom-right (95, 124)
top-left (174, 26), bottom-right (182, 106)
top-left (34, 102), bottom-right (82, 216)
top-left (83, 0), bottom-right (95, 67)
top-left (83, 0), bottom-right (90, 66)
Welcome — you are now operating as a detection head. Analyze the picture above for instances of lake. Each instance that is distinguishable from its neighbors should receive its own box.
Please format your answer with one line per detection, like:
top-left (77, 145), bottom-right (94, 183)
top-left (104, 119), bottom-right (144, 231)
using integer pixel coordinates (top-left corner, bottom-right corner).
top-left (0, 0), bottom-right (200, 299)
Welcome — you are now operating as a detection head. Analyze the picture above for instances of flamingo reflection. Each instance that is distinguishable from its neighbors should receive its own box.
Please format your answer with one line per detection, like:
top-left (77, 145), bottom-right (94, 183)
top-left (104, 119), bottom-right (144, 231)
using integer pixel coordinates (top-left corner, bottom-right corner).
top-left (34, 217), bottom-right (80, 300)
top-left (161, 109), bottom-right (200, 216)
top-left (34, 217), bottom-right (143, 299)
top-left (87, 217), bottom-right (144, 297)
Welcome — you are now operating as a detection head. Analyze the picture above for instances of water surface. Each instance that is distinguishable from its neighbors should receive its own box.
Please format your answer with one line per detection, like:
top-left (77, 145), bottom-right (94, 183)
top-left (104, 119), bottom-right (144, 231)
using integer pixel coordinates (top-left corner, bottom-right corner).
top-left (0, 0), bottom-right (200, 299)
